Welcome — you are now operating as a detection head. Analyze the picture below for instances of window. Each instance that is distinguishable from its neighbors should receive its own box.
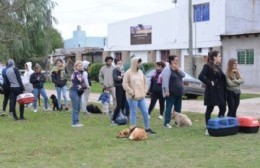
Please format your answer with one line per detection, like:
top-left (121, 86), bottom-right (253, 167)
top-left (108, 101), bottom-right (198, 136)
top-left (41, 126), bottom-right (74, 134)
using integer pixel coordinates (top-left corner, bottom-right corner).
top-left (194, 3), bottom-right (210, 22)
top-left (237, 49), bottom-right (254, 65)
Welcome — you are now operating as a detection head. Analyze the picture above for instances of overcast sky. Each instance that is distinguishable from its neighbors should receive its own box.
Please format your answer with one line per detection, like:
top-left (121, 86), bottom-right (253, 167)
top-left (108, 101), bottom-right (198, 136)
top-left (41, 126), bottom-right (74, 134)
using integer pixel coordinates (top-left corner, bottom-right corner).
top-left (52, 0), bottom-right (174, 39)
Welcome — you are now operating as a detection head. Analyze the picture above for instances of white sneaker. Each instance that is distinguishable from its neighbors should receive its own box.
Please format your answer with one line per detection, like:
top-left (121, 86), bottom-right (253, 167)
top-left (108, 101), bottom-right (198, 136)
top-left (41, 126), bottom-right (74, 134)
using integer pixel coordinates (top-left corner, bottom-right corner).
top-left (158, 115), bottom-right (163, 120)
top-left (33, 109), bottom-right (37, 113)
top-left (44, 108), bottom-right (52, 111)
top-left (71, 123), bottom-right (84, 127)
top-left (205, 129), bottom-right (209, 136)
top-left (164, 124), bottom-right (172, 128)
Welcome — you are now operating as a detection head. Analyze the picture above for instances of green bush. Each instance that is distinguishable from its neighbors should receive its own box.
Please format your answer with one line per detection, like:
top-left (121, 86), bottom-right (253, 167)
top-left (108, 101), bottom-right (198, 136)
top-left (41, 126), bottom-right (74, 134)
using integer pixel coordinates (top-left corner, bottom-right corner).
top-left (90, 63), bottom-right (104, 82)
top-left (142, 63), bottom-right (155, 72)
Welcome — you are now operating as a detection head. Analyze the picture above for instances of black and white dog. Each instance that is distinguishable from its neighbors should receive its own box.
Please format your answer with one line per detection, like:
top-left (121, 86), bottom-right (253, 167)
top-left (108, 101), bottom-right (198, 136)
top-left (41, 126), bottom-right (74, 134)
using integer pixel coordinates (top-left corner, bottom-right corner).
top-left (50, 94), bottom-right (61, 111)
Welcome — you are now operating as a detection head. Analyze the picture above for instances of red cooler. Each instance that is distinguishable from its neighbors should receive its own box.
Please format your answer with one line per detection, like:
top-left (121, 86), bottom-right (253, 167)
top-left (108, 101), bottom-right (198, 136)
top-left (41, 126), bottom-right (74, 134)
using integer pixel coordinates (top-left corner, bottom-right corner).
top-left (237, 116), bottom-right (260, 133)
top-left (17, 93), bottom-right (35, 105)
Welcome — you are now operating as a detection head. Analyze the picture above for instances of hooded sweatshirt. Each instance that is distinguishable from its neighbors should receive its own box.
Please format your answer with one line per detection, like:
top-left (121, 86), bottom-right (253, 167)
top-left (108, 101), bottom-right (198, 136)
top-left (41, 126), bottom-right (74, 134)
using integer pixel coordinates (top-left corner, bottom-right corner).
top-left (82, 60), bottom-right (91, 89)
top-left (22, 62), bottom-right (34, 85)
top-left (123, 57), bottom-right (147, 100)
top-left (6, 59), bottom-right (24, 89)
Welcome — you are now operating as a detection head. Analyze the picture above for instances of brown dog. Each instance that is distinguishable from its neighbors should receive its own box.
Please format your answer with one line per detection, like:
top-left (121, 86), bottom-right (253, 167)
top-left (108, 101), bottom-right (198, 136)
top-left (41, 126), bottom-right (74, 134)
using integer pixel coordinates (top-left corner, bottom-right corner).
top-left (172, 111), bottom-right (192, 127)
top-left (117, 126), bottom-right (147, 141)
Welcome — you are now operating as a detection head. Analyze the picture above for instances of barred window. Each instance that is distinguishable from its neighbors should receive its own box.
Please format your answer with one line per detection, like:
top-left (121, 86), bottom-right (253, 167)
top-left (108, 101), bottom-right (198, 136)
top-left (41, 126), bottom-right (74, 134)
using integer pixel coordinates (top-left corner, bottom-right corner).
top-left (237, 49), bottom-right (254, 65)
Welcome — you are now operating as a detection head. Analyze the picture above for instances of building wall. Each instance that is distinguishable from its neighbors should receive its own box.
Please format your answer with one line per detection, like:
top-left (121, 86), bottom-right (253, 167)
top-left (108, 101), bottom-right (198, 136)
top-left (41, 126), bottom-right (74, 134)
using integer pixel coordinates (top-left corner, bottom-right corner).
top-left (222, 35), bottom-right (260, 87)
top-left (225, 0), bottom-right (260, 34)
top-left (64, 26), bottom-right (105, 49)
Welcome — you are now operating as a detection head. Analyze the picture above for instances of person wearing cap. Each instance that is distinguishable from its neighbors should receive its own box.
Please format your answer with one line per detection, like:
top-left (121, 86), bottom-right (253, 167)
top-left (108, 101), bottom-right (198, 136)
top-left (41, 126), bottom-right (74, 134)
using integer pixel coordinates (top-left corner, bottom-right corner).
top-left (98, 56), bottom-right (116, 112)
top-left (6, 59), bottom-right (25, 120)
top-left (123, 57), bottom-right (156, 134)
top-left (81, 60), bottom-right (91, 114)
top-left (69, 61), bottom-right (86, 127)
top-left (51, 58), bottom-right (69, 111)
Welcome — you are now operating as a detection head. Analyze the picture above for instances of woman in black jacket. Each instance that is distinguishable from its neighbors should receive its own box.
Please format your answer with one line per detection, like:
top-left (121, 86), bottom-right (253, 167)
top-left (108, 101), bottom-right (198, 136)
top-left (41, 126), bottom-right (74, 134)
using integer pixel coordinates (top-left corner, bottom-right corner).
top-left (198, 51), bottom-right (227, 135)
top-left (111, 59), bottom-right (126, 125)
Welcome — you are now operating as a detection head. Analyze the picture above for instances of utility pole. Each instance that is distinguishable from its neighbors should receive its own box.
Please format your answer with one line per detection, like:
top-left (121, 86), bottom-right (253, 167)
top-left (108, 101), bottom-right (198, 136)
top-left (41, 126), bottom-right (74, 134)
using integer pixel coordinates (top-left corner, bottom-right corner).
top-left (188, 0), bottom-right (193, 76)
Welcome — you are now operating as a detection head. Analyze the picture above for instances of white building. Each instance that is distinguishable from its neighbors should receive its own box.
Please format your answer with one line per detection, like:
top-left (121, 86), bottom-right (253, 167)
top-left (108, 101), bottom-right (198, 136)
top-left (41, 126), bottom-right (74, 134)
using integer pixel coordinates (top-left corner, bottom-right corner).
top-left (105, 0), bottom-right (260, 86)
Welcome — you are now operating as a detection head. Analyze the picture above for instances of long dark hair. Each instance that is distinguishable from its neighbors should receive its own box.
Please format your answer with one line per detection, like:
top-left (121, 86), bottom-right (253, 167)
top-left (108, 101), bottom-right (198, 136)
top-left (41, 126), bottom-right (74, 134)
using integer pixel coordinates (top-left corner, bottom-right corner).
top-left (207, 50), bottom-right (220, 72)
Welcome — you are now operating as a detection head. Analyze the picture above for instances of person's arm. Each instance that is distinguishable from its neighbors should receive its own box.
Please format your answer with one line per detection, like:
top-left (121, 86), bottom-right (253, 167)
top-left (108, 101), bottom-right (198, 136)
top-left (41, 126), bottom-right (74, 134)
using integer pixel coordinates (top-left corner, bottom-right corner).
top-left (198, 64), bottom-right (212, 86)
top-left (41, 74), bottom-right (46, 83)
top-left (122, 71), bottom-right (134, 97)
top-left (98, 67), bottom-right (104, 86)
top-left (161, 67), bottom-right (170, 95)
top-left (234, 75), bottom-right (244, 84)
top-left (30, 73), bottom-right (38, 84)
top-left (113, 68), bottom-right (122, 83)
top-left (83, 72), bottom-right (90, 89)
top-left (178, 69), bottom-right (185, 78)
top-left (14, 68), bottom-right (24, 91)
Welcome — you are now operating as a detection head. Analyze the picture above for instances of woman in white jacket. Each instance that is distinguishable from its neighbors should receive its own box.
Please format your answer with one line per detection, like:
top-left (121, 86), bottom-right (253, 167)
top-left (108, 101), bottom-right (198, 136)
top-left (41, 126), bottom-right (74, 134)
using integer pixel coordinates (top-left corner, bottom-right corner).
top-left (81, 61), bottom-right (91, 114)
top-left (22, 62), bottom-right (34, 93)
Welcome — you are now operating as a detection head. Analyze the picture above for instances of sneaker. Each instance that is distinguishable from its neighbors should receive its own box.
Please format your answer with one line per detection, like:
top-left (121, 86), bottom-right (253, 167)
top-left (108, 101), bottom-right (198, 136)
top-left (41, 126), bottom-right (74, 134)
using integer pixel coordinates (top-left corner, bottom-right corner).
top-left (1, 112), bottom-right (5, 116)
top-left (71, 123), bottom-right (84, 127)
top-left (44, 108), bottom-right (52, 111)
top-left (33, 109), bottom-right (37, 113)
top-left (111, 120), bottom-right (118, 126)
top-left (145, 128), bottom-right (156, 135)
top-left (158, 115), bottom-right (163, 120)
top-left (205, 129), bottom-right (209, 136)
top-left (164, 124), bottom-right (172, 128)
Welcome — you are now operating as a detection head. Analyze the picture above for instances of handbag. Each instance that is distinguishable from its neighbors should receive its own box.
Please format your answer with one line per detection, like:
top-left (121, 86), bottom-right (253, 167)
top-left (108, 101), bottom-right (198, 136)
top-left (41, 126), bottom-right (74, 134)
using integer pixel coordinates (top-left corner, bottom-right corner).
top-left (116, 111), bottom-right (128, 125)
top-left (77, 87), bottom-right (84, 96)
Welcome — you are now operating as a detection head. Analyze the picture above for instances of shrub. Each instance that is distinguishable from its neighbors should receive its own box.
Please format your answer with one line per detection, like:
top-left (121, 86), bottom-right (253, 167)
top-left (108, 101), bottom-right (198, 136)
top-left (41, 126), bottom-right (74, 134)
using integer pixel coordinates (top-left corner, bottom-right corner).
top-left (90, 63), bottom-right (104, 82)
top-left (142, 63), bottom-right (155, 72)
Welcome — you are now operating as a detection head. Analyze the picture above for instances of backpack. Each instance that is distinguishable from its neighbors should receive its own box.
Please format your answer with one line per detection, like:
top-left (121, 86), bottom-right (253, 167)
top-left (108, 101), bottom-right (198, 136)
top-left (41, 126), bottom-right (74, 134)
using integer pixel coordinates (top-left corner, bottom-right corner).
top-left (116, 111), bottom-right (128, 125)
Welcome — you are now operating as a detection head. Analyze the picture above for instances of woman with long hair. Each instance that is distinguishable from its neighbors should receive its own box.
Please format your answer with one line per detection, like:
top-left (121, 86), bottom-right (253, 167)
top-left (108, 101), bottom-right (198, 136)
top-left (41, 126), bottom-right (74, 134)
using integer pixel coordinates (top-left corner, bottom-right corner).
top-left (198, 51), bottom-right (227, 135)
top-left (226, 58), bottom-right (244, 117)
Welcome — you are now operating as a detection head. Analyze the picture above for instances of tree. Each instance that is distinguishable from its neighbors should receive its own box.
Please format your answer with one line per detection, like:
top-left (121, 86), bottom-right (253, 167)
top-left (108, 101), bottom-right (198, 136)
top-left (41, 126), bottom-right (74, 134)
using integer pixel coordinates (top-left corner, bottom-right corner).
top-left (0, 0), bottom-right (58, 61)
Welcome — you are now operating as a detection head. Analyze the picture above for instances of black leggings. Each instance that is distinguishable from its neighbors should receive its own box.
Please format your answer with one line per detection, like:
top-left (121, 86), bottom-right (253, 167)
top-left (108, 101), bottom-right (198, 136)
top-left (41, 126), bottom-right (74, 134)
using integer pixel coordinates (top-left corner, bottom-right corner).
top-left (226, 90), bottom-right (240, 117)
top-left (148, 91), bottom-right (165, 116)
top-left (112, 86), bottom-right (126, 121)
top-left (10, 87), bottom-right (24, 119)
top-left (205, 105), bottom-right (226, 125)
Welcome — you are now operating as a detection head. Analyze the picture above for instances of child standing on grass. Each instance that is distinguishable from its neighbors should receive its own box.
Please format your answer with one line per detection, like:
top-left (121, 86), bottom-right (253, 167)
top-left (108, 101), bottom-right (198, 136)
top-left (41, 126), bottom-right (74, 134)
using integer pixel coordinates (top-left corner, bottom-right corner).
top-left (98, 88), bottom-right (110, 114)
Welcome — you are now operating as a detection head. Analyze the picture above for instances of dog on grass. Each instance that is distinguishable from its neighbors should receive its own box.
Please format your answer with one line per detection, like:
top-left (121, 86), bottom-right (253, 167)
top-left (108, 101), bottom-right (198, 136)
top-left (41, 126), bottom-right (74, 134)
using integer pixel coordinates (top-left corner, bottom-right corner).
top-left (50, 94), bottom-right (61, 111)
top-left (172, 111), bottom-right (192, 127)
top-left (117, 126), bottom-right (147, 141)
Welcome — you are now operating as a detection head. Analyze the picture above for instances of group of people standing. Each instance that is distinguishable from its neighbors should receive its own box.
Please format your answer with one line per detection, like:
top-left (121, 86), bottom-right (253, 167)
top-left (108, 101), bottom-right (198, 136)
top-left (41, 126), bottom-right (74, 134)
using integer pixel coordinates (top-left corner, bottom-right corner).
top-left (198, 50), bottom-right (244, 135)
top-left (1, 51), bottom-right (244, 135)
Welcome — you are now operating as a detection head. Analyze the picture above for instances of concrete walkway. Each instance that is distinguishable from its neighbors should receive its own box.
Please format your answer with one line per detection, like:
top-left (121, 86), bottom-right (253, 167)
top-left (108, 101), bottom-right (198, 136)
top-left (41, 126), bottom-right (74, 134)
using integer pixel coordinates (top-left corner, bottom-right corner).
top-left (46, 86), bottom-right (260, 118)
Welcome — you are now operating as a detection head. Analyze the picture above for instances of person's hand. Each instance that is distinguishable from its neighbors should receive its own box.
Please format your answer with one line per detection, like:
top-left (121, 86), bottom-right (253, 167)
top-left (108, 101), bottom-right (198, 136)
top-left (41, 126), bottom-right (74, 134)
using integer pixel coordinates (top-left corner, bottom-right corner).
top-left (37, 77), bottom-right (40, 80)
top-left (165, 91), bottom-right (170, 97)
top-left (211, 81), bottom-right (214, 86)
top-left (118, 76), bottom-right (122, 79)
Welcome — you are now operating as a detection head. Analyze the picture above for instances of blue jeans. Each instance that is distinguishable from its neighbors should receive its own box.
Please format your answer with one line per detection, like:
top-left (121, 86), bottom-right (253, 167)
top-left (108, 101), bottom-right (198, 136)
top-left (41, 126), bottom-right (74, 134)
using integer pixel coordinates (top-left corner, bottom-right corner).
top-left (55, 86), bottom-right (68, 109)
top-left (33, 88), bottom-right (48, 110)
top-left (164, 94), bottom-right (182, 126)
top-left (69, 88), bottom-right (81, 125)
top-left (128, 98), bottom-right (149, 130)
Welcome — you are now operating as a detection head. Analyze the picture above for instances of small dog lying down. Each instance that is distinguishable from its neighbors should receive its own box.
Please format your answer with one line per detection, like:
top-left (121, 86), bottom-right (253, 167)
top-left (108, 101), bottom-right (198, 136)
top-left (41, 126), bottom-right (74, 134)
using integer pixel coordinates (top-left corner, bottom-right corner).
top-left (50, 94), bottom-right (61, 111)
top-left (117, 126), bottom-right (147, 141)
top-left (172, 111), bottom-right (192, 127)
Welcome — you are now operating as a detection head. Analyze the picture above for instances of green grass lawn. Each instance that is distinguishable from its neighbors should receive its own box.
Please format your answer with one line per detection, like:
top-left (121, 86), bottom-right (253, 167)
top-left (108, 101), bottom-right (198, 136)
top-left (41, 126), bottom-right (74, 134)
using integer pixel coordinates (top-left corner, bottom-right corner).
top-left (1, 100), bottom-right (260, 167)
